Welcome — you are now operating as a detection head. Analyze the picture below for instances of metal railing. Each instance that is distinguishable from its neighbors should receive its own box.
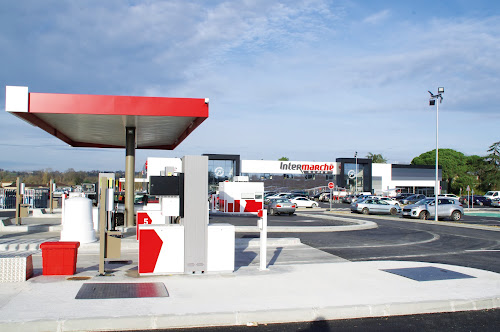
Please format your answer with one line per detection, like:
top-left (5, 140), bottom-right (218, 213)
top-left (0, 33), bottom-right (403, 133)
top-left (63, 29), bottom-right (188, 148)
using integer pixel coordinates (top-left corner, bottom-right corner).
top-left (0, 188), bottom-right (49, 209)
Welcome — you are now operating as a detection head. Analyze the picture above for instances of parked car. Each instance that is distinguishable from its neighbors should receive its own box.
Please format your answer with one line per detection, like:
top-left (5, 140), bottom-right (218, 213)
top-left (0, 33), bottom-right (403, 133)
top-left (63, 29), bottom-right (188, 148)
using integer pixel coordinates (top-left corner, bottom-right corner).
top-left (428, 193), bottom-right (459, 200)
top-left (459, 195), bottom-right (491, 206)
top-left (401, 194), bottom-right (426, 205)
top-left (351, 194), bottom-right (372, 203)
top-left (291, 191), bottom-right (309, 198)
top-left (265, 192), bottom-right (292, 200)
top-left (285, 193), bottom-right (307, 199)
top-left (395, 193), bottom-right (414, 202)
top-left (373, 196), bottom-right (400, 206)
top-left (319, 192), bottom-right (331, 202)
top-left (311, 192), bottom-right (326, 201)
top-left (484, 191), bottom-right (500, 201)
top-left (266, 198), bottom-right (296, 216)
top-left (342, 195), bottom-right (355, 204)
top-left (429, 194), bottom-right (460, 202)
top-left (350, 198), bottom-right (401, 215)
top-left (290, 197), bottom-right (319, 208)
top-left (491, 199), bottom-right (500, 208)
top-left (402, 198), bottom-right (463, 221)
top-left (264, 191), bottom-right (277, 199)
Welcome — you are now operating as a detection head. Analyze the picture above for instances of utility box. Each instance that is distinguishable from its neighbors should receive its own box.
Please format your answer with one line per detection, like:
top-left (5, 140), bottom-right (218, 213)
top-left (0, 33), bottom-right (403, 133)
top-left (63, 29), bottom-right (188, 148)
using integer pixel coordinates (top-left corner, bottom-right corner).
top-left (19, 204), bottom-right (30, 218)
top-left (106, 231), bottom-right (122, 259)
top-left (40, 241), bottom-right (80, 275)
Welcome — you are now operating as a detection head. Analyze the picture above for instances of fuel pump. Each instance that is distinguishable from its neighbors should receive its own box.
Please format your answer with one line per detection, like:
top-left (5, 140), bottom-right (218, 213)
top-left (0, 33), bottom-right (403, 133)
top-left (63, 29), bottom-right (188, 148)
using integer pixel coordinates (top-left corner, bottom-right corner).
top-left (98, 177), bottom-right (122, 276)
top-left (149, 172), bottom-right (184, 222)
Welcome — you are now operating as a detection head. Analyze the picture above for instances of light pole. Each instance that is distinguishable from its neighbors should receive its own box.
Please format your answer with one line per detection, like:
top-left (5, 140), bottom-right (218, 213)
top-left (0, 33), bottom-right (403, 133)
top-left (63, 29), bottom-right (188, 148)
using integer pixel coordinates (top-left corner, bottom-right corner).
top-left (428, 87), bottom-right (444, 221)
top-left (354, 151), bottom-right (358, 194)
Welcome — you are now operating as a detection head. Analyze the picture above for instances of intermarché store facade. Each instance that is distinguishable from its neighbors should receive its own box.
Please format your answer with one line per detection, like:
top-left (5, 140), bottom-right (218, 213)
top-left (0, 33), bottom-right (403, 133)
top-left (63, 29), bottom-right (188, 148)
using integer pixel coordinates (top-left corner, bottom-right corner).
top-left (205, 154), bottom-right (441, 196)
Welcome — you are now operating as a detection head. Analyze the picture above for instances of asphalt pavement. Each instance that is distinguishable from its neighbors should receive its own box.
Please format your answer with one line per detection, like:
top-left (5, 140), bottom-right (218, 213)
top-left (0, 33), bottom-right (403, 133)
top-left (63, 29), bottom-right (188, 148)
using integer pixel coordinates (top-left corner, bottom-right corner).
top-left (0, 209), bottom-right (499, 331)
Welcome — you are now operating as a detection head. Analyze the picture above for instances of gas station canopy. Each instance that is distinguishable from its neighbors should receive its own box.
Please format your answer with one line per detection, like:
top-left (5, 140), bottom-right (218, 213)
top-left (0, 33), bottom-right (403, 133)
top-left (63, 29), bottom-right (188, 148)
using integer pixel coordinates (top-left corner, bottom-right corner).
top-left (5, 86), bottom-right (209, 149)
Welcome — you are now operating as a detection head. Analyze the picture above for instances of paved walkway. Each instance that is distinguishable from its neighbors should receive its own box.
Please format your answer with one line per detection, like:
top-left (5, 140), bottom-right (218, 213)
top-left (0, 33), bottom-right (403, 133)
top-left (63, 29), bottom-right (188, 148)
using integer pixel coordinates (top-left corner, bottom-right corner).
top-left (0, 212), bottom-right (499, 331)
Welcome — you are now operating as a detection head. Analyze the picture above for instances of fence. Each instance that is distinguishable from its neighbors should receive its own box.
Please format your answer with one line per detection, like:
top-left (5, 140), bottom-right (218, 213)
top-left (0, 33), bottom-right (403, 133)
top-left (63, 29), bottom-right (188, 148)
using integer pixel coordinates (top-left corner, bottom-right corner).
top-left (0, 188), bottom-right (49, 209)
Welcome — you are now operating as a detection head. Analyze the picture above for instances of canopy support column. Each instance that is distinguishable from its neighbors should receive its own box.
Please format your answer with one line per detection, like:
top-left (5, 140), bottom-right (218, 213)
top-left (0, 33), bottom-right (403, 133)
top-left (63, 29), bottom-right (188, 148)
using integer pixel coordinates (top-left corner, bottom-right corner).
top-left (125, 127), bottom-right (136, 228)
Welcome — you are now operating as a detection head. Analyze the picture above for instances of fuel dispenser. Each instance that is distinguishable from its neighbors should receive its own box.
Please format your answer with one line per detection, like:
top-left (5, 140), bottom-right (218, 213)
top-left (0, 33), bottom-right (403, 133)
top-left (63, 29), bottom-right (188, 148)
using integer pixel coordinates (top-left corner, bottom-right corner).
top-left (149, 172), bottom-right (185, 221)
top-left (138, 155), bottom-right (234, 275)
top-left (98, 177), bottom-right (122, 275)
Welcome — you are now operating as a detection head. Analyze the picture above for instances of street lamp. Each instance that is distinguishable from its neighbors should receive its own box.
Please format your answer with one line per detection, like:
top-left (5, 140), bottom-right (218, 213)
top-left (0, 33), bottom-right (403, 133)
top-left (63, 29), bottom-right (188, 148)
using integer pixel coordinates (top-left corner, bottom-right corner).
top-left (428, 87), bottom-right (444, 221)
top-left (354, 151), bottom-right (358, 194)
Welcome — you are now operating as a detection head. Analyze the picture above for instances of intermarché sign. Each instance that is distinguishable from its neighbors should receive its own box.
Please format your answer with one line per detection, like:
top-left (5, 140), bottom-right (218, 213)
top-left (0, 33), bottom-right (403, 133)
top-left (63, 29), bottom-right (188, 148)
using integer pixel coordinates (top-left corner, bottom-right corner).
top-left (279, 162), bottom-right (335, 173)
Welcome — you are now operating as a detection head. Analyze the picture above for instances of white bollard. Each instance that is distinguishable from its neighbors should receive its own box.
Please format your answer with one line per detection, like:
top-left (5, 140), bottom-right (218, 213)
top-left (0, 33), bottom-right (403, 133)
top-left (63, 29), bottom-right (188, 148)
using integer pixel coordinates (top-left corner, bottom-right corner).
top-left (258, 209), bottom-right (268, 271)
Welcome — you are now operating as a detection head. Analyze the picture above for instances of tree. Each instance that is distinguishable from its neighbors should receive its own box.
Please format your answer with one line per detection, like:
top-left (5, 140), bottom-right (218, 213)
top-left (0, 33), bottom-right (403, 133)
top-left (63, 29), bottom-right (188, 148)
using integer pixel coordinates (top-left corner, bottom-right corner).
top-left (278, 157), bottom-right (289, 161)
top-left (486, 141), bottom-right (500, 166)
top-left (482, 141), bottom-right (500, 190)
top-left (411, 149), bottom-right (469, 194)
top-left (366, 152), bottom-right (387, 163)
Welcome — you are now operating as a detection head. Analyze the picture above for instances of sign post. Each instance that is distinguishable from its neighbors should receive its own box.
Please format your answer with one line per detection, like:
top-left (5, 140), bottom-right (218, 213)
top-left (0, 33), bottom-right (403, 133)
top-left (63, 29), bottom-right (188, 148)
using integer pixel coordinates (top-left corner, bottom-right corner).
top-left (257, 209), bottom-right (268, 271)
top-left (466, 185), bottom-right (470, 209)
top-left (471, 188), bottom-right (474, 209)
top-left (328, 182), bottom-right (334, 210)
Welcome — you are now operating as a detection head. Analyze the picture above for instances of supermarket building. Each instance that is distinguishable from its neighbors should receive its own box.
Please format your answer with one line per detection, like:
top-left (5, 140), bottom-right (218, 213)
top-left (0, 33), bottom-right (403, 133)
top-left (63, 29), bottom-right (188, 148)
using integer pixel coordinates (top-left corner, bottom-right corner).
top-left (149, 154), bottom-right (442, 196)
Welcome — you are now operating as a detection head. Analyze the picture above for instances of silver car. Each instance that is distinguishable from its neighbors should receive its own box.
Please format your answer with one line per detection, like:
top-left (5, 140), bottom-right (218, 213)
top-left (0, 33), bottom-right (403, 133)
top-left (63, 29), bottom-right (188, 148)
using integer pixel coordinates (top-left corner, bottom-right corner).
top-left (402, 198), bottom-right (463, 221)
top-left (266, 198), bottom-right (296, 216)
top-left (350, 198), bottom-right (401, 215)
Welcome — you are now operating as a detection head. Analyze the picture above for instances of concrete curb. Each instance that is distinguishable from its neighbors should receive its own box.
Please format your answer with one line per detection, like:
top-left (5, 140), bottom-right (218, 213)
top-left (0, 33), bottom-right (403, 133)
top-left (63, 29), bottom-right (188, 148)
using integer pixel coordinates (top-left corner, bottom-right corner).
top-left (2, 295), bottom-right (499, 332)
top-left (327, 211), bottom-right (500, 232)
top-left (234, 212), bottom-right (378, 233)
top-left (398, 217), bottom-right (500, 232)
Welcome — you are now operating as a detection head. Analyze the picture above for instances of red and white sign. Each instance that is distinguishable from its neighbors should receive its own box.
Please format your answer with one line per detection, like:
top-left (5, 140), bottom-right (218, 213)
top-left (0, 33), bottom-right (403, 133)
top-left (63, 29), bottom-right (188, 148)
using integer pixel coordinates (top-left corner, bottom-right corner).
top-left (328, 182), bottom-right (335, 189)
top-left (241, 160), bottom-right (339, 175)
top-left (138, 225), bottom-right (184, 274)
top-left (136, 211), bottom-right (163, 240)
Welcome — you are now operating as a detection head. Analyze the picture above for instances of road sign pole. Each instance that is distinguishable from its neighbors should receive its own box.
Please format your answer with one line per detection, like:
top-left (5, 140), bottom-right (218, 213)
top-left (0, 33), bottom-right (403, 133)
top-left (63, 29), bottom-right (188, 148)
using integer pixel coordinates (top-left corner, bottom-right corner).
top-left (471, 189), bottom-right (474, 209)
top-left (327, 182), bottom-right (334, 211)
top-left (466, 185), bottom-right (470, 209)
top-left (329, 188), bottom-right (332, 210)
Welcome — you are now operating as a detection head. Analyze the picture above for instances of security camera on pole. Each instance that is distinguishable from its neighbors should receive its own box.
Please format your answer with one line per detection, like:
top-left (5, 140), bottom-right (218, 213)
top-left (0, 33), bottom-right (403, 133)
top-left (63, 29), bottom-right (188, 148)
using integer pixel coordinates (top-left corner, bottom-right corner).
top-left (428, 87), bottom-right (444, 221)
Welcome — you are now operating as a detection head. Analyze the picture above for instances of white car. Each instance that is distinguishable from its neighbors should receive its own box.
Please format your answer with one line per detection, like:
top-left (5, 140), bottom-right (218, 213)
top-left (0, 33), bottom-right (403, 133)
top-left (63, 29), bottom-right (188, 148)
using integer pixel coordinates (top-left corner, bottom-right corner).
top-left (373, 196), bottom-right (400, 206)
top-left (265, 192), bottom-right (292, 200)
top-left (290, 197), bottom-right (319, 208)
top-left (484, 191), bottom-right (500, 200)
top-left (429, 194), bottom-right (459, 200)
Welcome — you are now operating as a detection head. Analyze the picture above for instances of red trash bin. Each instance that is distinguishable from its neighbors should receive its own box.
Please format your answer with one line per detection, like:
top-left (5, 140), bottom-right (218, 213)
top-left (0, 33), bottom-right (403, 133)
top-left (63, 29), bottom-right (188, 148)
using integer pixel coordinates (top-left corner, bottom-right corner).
top-left (40, 241), bottom-right (80, 275)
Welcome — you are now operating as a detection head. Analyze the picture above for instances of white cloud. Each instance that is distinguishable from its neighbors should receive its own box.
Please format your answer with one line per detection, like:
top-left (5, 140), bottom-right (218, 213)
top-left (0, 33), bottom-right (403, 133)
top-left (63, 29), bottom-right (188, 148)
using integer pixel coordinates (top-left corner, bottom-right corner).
top-left (0, 1), bottom-right (499, 170)
top-left (363, 9), bottom-right (391, 24)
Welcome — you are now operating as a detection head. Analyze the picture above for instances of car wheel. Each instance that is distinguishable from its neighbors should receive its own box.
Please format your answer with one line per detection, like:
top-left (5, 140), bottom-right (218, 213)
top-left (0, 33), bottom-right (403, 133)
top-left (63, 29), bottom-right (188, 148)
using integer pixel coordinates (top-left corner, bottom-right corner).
top-left (362, 208), bottom-right (369, 215)
top-left (289, 212), bottom-right (294, 216)
top-left (312, 203), bottom-right (318, 208)
top-left (419, 211), bottom-right (428, 220)
top-left (451, 210), bottom-right (462, 221)
top-left (390, 207), bottom-right (397, 215)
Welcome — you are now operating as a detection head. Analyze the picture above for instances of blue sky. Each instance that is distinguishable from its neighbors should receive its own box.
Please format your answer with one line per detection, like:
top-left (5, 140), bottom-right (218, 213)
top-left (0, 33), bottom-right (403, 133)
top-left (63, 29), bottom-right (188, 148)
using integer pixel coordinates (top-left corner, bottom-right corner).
top-left (1, 0), bottom-right (499, 171)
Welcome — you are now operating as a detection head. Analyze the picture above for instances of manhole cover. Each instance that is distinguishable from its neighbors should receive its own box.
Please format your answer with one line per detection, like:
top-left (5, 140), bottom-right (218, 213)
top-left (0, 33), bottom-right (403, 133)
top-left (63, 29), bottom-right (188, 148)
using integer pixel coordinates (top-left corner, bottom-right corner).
top-left (381, 266), bottom-right (475, 282)
top-left (76, 282), bottom-right (169, 299)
